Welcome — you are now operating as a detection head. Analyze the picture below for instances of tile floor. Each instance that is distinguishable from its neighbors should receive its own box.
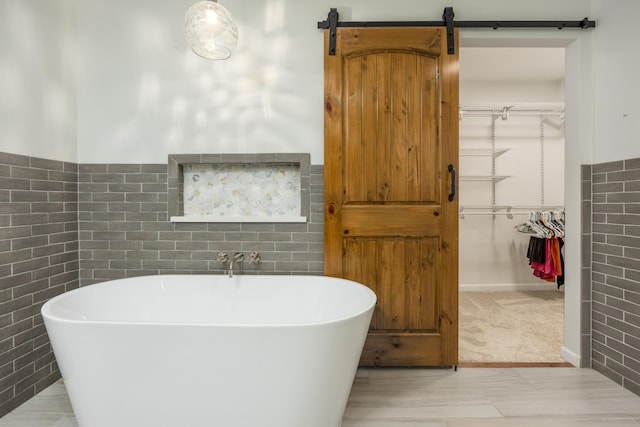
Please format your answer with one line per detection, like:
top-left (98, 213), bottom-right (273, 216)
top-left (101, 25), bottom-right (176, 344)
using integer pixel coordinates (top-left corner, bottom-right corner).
top-left (1, 368), bottom-right (640, 427)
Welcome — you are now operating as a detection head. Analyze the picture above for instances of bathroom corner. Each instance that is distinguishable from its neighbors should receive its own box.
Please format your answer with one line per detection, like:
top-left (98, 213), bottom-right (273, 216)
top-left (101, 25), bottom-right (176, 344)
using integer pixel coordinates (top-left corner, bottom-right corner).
top-left (0, 152), bottom-right (79, 416)
top-left (1, 150), bottom-right (327, 418)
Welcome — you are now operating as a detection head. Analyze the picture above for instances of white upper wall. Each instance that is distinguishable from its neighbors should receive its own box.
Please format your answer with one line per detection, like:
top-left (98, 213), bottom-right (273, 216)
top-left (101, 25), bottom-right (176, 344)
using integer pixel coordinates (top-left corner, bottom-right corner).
top-left (592, 0), bottom-right (640, 164)
top-left (0, 0), bottom-right (77, 162)
top-left (6, 0), bottom-right (623, 165)
top-left (74, 0), bottom-right (593, 164)
top-left (76, 0), bottom-right (331, 164)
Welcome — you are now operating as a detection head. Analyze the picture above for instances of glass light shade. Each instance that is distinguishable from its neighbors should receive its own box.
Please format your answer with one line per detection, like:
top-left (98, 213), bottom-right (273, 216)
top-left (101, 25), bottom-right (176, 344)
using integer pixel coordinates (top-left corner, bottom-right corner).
top-left (184, 1), bottom-right (238, 60)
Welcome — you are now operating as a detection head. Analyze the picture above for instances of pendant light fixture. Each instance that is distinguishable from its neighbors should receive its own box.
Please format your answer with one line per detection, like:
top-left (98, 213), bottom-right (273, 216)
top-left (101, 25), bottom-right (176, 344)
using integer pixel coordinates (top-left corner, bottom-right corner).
top-left (184, 0), bottom-right (238, 60)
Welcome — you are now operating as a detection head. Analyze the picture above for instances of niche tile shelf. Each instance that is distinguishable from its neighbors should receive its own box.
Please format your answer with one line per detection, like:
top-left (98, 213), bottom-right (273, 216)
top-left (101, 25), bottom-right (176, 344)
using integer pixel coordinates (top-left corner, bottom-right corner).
top-left (168, 153), bottom-right (310, 223)
top-left (170, 216), bottom-right (307, 223)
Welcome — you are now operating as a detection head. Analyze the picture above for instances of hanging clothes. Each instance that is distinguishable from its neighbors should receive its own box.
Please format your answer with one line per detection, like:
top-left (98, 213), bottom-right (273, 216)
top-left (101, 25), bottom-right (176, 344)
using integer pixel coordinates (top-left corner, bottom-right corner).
top-left (518, 211), bottom-right (565, 288)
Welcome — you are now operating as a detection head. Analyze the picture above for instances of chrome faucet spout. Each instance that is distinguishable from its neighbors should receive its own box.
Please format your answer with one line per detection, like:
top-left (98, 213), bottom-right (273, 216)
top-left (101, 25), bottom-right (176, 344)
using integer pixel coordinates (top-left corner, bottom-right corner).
top-left (228, 252), bottom-right (244, 278)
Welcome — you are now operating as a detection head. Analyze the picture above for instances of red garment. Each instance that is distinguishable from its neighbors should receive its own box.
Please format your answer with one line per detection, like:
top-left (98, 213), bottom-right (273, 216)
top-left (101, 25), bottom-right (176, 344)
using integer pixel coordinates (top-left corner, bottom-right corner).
top-left (550, 237), bottom-right (563, 276)
top-left (530, 238), bottom-right (557, 281)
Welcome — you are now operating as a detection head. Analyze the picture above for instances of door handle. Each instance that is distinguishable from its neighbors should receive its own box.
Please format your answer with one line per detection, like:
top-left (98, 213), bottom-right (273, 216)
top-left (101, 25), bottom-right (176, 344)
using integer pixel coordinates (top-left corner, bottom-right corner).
top-left (447, 164), bottom-right (456, 202)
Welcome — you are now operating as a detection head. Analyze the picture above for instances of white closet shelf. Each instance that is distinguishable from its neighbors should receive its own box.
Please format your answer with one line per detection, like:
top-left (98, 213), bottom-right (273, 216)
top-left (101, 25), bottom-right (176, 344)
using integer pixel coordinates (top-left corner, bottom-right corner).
top-left (459, 175), bottom-right (510, 182)
top-left (460, 148), bottom-right (509, 158)
top-left (460, 205), bottom-right (512, 210)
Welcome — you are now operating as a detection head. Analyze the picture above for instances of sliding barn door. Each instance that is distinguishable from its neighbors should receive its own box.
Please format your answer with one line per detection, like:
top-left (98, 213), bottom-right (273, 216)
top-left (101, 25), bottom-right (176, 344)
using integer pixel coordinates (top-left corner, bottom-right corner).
top-left (324, 27), bottom-right (459, 366)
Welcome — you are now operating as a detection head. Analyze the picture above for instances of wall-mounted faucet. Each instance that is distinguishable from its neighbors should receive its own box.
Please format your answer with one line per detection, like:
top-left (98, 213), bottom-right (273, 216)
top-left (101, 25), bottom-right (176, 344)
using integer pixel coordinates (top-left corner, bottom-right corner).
top-left (215, 251), bottom-right (260, 278)
top-left (228, 252), bottom-right (244, 278)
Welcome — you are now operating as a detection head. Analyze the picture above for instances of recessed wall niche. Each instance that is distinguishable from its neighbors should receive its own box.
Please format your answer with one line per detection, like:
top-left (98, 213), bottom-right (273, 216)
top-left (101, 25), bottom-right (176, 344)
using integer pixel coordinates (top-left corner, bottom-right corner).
top-left (168, 154), bottom-right (310, 222)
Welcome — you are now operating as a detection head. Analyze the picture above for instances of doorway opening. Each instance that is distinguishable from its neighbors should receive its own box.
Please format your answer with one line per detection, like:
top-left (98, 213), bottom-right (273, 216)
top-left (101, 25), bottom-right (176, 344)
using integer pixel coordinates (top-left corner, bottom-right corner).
top-left (458, 47), bottom-right (568, 365)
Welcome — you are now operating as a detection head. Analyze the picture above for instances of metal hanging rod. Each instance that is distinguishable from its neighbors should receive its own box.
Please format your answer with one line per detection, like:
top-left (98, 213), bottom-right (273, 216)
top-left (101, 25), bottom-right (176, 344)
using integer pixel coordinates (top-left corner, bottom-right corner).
top-left (317, 7), bottom-right (596, 55)
top-left (460, 104), bottom-right (565, 120)
top-left (460, 108), bottom-right (564, 116)
top-left (460, 205), bottom-right (565, 211)
top-left (461, 109), bottom-right (564, 114)
top-left (459, 205), bottom-right (565, 219)
top-left (460, 111), bottom-right (565, 119)
top-left (461, 103), bottom-right (564, 110)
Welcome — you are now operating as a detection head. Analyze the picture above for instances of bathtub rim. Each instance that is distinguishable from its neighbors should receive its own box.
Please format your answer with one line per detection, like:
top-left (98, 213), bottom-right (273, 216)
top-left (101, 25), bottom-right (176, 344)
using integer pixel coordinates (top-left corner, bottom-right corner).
top-left (41, 274), bottom-right (377, 328)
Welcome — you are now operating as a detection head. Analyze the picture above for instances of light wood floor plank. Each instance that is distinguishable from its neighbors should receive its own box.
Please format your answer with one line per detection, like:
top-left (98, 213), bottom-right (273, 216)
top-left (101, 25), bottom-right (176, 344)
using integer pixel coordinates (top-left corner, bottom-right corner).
top-left (1, 369), bottom-right (640, 427)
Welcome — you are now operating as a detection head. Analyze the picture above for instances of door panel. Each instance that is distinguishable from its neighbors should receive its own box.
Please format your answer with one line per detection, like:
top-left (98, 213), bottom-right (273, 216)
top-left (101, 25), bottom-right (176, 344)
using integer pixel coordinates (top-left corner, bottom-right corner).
top-left (324, 27), bottom-right (459, 366)
top-left (343, 52), bottom-right (439, 204)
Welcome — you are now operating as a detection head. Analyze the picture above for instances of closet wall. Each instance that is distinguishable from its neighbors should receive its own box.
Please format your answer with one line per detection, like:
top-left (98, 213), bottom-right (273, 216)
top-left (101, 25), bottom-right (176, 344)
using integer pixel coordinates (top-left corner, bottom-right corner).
top-left (459, 48), bottom-right (565, 289)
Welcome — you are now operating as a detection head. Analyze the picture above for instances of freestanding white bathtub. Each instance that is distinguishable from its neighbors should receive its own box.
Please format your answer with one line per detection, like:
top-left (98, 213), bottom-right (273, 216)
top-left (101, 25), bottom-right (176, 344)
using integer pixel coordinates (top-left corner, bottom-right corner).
top-left (42, 274), bottom-right (376, 427)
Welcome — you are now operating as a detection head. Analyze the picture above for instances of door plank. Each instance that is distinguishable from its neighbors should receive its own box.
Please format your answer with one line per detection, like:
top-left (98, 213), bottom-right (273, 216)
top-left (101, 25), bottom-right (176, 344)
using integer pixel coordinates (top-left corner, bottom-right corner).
top-left (406, 54), bottom-right (421, 201)
top-left (376, 53), bottom-right (392, 202)
top-left (339, 28), bottom-right (442, 56)
top-left (345, 57), bottom-right (364, 204)
top-left (341, 205), bottom-right (441, 237)
top-left (323, 28), bottom-right (343, 277)
top-left (362, 54), bottom-right (378, 202)
top-left (391, 53), bottom-right (408, 201)
top-left (390, 240), bottom-right (406, 330)
top-left (406, 238), bottom-right (437, 331)
top-left (377, 240), bottom-right (395, 330)
top-left (439, 29), bottom-right (460, 366)
top-left (362, 239), bottom-right (380, 329)
top-left (421, 55), bottom-right (439, 203)
top-left (359, 333), bottom-right (443, 366)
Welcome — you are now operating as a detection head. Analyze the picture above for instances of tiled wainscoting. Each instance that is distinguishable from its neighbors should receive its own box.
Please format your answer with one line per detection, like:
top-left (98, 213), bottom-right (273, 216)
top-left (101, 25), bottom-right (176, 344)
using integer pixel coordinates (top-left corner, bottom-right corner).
top-left (1, 152), bottom-right (324, 417)
top-left (5, 149), bottom-right (640, 418)
top-left (581, 165), bottom-right (593, 369)
top-left (589, 159), bottom-right (640, 396)
top-left (78, 163), bottom-right (324, 285)
top-left (0, 152), bottom-right (79, 417)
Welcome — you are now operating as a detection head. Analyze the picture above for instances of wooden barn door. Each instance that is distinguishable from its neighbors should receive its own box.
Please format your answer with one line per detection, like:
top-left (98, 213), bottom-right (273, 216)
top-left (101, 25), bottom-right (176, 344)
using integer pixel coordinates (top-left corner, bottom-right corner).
top-left (324, 27), bottom-right (459, 366)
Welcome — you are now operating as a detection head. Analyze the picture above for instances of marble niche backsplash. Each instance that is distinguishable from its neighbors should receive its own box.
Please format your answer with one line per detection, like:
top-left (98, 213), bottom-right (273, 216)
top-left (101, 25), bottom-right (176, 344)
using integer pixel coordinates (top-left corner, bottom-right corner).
top-left (183, 163), bottom-right (301, 218)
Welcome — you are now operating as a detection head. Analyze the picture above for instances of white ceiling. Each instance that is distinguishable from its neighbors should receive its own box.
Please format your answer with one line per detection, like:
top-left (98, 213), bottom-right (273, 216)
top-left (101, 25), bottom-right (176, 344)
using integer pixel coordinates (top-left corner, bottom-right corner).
top-left (460, 47), bottom-right (565, 82)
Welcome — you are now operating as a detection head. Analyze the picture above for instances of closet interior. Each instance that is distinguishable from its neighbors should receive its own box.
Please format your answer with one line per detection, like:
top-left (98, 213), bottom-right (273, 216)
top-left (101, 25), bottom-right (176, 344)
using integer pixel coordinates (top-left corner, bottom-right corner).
top-left (458, 47), bottom-right (566, 364)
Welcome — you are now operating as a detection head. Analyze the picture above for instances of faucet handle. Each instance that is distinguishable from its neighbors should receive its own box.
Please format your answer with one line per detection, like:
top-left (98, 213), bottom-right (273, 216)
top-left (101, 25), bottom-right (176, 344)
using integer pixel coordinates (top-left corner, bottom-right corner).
top-left (233, 252), bottom-right (244, 262)
top-left (216, 252), bottom-right (228, 264)
top-left (249, 251), bottom-right (261, 264)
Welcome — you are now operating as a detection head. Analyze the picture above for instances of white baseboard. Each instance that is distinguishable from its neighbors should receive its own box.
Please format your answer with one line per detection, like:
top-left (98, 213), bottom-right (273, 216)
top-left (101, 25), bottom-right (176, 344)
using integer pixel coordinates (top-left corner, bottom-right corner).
top-left (561, 346), bottom-right (581, 367)
top-left (460, 283), bottom-right (563, 292)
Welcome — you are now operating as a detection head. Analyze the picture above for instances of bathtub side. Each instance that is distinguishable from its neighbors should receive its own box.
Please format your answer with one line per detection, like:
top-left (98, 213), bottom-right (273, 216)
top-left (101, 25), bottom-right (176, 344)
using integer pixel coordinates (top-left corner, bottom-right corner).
top-left (43, 306), bottom-right (374, 427)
